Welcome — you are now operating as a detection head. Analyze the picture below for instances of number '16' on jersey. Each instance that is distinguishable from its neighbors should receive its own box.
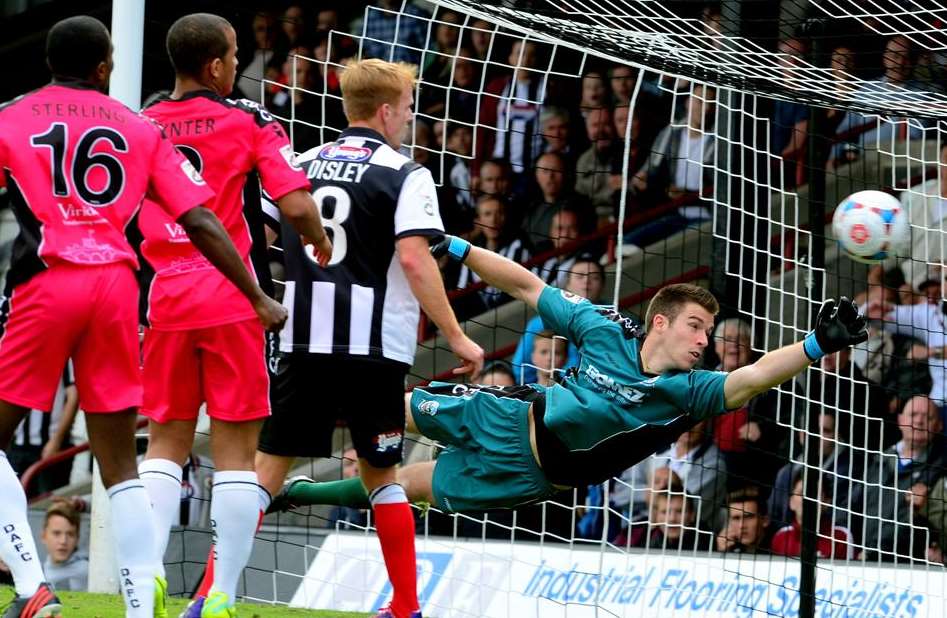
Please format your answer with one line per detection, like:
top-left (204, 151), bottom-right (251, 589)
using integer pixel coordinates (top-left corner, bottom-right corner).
top-left (275, 127), bottom-right (444, 367)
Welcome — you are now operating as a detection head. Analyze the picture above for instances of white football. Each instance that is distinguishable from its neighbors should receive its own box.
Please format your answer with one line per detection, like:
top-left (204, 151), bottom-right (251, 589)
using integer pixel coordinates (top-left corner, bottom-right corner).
top-left (832, 190), bottom-right (909, 264)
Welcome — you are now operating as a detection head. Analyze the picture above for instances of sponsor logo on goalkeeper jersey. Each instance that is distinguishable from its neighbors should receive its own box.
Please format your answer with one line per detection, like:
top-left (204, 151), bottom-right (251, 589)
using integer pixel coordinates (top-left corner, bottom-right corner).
top-left (373, 431), bottom-right (403, 452)
top-left (585, 364), bottom-right (646, 404)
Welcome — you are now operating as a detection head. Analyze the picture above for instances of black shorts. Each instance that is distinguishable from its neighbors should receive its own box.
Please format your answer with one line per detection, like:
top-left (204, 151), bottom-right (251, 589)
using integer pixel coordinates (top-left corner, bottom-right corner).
top-left (258, 352), bottom-right (408, 468)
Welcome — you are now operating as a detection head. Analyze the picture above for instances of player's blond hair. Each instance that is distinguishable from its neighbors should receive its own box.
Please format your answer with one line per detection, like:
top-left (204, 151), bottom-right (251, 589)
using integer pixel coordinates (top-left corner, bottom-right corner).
top-left (339, 59), bottom-right (417, 122)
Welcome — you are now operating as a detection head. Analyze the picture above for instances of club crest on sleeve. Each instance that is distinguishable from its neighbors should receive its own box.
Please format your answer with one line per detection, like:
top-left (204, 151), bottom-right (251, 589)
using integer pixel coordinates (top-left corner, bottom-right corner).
top-left (319, 144), bottom-right (372, 162)
top-left (373, 431), bottom-right (403, 452)
top-left (560, 290), bottom-right (585, 304)
top-left (180, 159), bottom-right (206, 185)
top-left (279, 144), bottom-right (302, 170)
top-left (418, 400), bottom-right (439, 416)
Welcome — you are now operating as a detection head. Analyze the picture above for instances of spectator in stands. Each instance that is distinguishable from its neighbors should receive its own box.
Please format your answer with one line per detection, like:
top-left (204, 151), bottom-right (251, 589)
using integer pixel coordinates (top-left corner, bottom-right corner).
top-left (631, 83), bottom-right (716, 210)
top-left (609, 65), bottom-right (635, 107)
top-left (477, 40), bottom-right (544, 190)
top-left (475, 361), bottom-right (516, 387)
top-left (924, 473), bottom-right (947, 563)
top-left (510, 257), bottom-right (601, 383)
top-left (901, 143), bottom-right (947, 267)
top-left (280, 4), bottom-right (307, 48)
top-left (442, 123), bottom-right (475, 219)
top-left (537, 107), bottom-right (576, 168)
top-left (830, 44), bottom-right (857, 97)
top-left (420, 48), bottom-right (480, 124)
top-left (423, 10), bottom-right (462, 76)
top-left (852, 395), bottom-right (946, 561)
top-left (580, 70), bottom-right (609, 111)
top-left (40, 499), bottom-right (88, 591)
top-left (771, 38), bottom-right (810, 159)
top-left (464, 19), bottom-right (491, 57)
top-left (270, 44), bottom-right (323, 153)
top-left (411, 119), bottom-right (435, 170)
top-left (9, 364), bottom-right (79, 498)
top-left (622, 84), bottom-right (716, 253)
top-left (314, 8), bottom-right (357, 60)
top-left (768, 410), bottom-right (861, 530)
top-left (326, 449), bottom-right (368, 530)
top-left (361, 0), bottom-right (430, 64)
top-left (236, 11), bottom-right (283, 104)
top-left (816, 346), bottom-right (898, 451)
top-left (531, 330), bottom-right (568, 387)
top-left (475, 158), bottom-right (513, 202)
top-left (831, 35), bottom-right (925, 167)
top-left (620, 420), bottom-right (726, 532)
top-left (574, 107), bottom-right (617, 223)
top-left (716, 487), bottom-right (769, 554)
top-left (448, 196), bottom-right (531, 315)
top-left (771, 471), bottom-right (854, 559)
top-left (880, 270), bottom-right (947, 418)
top-left (617, 475), bottom-right (713, 551)
top-left (858, 271), bottom-right (932, 413)
top-left (523, 152), bottom-right (590, 248)
top-left (535, 207), bottom-right (590, 285)
top-left (710, 318), bottom-right (791, 492)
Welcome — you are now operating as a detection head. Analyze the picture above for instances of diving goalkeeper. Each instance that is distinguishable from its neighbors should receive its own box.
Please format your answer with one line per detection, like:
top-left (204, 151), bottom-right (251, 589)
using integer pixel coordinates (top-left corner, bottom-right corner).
top-left (270, 237), bottom-right (868, 514)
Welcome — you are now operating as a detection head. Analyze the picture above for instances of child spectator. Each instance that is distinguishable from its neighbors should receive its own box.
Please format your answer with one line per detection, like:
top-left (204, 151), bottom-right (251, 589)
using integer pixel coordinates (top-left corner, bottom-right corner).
top-left (771, 471), bottom-right (854, 559)
top-left (716, 487), bottom-right (770, 554)
top-left (614, 474), bottom-right (712, 551)
top-left (511, 256), bottom-right (602, 383)
top-left (475, 361), bottom-right (516, 387)
top-left (531, 330), bottom-right (568, 386)
top-left (40, 499), bottom-right (88, 591)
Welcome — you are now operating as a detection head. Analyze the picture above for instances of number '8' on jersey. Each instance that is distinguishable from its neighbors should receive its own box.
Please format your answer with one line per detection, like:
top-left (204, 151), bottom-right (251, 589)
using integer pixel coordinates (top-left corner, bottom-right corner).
top-left (276, 127), bottom-right (444, 366)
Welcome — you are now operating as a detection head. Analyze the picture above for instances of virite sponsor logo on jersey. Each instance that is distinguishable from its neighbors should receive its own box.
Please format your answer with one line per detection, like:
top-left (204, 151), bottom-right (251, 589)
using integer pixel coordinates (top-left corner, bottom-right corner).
top-left (320, 144), bottom-right (372, 162)
top-left (57, 202), bottom-right (107, 226)
top-left (585, 363), bottom-right (647, 405)
top-left (163, 222), bottom-right (191, 244)
top-left (373, 431), bottom-right (403, 453)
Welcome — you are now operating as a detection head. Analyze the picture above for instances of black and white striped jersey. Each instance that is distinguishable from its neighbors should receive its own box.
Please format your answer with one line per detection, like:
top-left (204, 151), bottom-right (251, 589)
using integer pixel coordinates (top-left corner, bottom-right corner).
top-left (272, 127), bottom-right (444, 366)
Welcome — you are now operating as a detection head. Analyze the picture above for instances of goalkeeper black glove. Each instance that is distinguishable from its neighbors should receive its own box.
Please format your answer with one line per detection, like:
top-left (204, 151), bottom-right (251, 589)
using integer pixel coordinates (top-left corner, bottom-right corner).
top-left (802, 296), bottom-right (868, 362)
top-left (430, 235), bottom-right (471, 262)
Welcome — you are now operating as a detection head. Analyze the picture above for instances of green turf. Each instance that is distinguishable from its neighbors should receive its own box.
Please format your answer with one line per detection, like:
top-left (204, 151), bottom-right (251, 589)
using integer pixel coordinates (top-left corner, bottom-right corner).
top-left (1, 587), bottom-right (370, 617)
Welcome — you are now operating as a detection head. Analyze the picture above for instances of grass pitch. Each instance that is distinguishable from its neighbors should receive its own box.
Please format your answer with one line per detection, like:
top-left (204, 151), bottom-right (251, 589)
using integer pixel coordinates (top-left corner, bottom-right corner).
top-left (1, 587), bottom-right (370, 617)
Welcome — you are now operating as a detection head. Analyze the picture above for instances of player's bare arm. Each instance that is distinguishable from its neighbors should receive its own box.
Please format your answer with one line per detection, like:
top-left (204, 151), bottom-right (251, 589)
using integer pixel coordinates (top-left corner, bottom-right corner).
top-left (432, 237), bottom-right (546, 309)
top-left (723, 298), bottom-right (868, 409)
top-left (276, 188), bottom-right (333, 267)
top-left (179, 206), bottom-right (287, 330)
top-left (398, 235), bottom-right (484, 376)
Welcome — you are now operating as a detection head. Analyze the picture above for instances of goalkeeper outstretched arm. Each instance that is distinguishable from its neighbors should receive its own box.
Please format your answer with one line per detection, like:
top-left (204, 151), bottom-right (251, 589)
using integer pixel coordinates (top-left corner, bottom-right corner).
top-left (433, 236), bottom-right (546, 308)
top-left (723, 298), bottom-right (868, 409)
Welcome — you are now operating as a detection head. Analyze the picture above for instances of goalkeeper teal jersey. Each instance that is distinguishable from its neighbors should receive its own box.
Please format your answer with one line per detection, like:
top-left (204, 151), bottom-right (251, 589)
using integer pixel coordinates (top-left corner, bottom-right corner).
top-left (533, 286), bottom-right (729, 485)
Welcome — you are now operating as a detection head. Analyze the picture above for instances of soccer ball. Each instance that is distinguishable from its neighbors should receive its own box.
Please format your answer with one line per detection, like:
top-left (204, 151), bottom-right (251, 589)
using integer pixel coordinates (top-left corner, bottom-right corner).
top-left (832, 190), bottom-right (909, 264)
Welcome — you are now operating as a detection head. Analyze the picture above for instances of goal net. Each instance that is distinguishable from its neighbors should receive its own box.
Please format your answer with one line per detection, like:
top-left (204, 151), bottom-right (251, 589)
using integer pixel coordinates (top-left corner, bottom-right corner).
top-left (123, 1), bottom-right (947, 617)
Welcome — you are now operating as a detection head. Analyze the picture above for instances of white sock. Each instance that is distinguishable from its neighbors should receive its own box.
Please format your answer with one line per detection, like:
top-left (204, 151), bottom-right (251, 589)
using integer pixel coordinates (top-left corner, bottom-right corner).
top-left (257, 484), bottom-right (272, 515)
top-left (0, 452), bottom-right (44, 597)
top-left (369, 483), bottom-right (408, 506)
top-left (108, 479), bottom-right (159, 617)
top-left (138, 458), bottom-right (182, 566)
top-left (211, 471), bottom-right (261, 604)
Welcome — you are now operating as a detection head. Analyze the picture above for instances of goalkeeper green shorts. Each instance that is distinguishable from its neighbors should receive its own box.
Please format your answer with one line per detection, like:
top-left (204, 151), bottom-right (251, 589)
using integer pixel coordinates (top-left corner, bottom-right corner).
top-left (410, 382), bottom-right (558, 513)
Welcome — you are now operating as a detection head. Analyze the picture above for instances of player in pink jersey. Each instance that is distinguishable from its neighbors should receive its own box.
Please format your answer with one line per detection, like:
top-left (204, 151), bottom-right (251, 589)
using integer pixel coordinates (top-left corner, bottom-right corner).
top-left (0, 16), bottom-right (286, 618)
top-left (132, 13), bottom-right (332, 618)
